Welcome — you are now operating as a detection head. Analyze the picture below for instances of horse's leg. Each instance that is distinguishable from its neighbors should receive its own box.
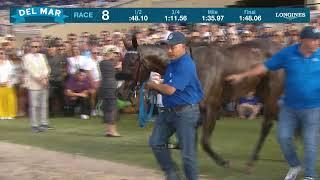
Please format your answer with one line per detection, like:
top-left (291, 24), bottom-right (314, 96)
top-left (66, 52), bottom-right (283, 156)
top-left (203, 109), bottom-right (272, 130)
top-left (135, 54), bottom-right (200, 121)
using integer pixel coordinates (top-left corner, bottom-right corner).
top-left (245, 112), bottom-right (273, 172)
top-left (246, 75), bottom-right (281, 172)
top-left (201, 102), bottom-right (230, 167)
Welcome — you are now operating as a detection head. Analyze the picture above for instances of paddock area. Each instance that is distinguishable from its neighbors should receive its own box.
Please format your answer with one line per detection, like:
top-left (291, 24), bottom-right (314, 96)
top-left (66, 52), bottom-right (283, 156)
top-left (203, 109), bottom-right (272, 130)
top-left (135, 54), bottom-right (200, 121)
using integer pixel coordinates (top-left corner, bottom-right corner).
top-left (0, 115), bottom-right (312, 180)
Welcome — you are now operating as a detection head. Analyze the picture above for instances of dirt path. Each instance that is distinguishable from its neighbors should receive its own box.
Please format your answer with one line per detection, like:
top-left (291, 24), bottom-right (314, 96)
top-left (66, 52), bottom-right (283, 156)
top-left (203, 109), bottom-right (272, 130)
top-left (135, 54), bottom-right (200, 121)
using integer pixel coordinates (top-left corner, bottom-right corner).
top-left (0, 142), bottom-right (163, 180)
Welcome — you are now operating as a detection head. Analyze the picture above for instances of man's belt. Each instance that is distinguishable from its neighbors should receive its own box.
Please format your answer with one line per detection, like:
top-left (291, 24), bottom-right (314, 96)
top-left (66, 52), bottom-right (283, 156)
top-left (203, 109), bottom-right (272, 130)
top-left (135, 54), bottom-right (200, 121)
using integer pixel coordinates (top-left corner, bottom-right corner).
top-left (160, 104), bottom-right (199, 112)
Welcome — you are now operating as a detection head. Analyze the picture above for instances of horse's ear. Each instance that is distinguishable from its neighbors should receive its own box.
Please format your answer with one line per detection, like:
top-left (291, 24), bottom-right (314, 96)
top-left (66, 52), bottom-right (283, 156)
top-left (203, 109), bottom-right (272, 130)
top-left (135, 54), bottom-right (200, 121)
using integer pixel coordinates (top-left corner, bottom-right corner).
top-left (132, 34), bottom-right (138, 50)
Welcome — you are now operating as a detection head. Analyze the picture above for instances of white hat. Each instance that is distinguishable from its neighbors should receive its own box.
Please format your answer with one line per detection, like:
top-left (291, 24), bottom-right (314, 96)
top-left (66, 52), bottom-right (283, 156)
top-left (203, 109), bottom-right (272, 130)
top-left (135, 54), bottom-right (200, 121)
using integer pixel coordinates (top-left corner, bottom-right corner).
top-left (216, 29), bottom-right (225, 36)
top-left (243, 30), bottom-right (251, 34)
top-left (113, 31), bottom-right (122, 35)
top-left (5, 34), bottom-right (14, 38)
top-left (227, 28), bottom-right (237, 35)
top-left (102, 45), bottom-right (120, 54)
top-left (198, 23), bottom-right (209, 26)
top-left (151, 33), bottom-right (161, 39)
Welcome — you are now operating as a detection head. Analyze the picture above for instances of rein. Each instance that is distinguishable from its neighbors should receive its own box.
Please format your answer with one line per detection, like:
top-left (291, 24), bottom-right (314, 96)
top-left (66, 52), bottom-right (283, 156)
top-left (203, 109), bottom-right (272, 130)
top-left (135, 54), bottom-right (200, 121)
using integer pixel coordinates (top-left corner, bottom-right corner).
top-left (130, 50), bottom-right (157, 128)
top-left (138, 82), bottom-right (157, 128)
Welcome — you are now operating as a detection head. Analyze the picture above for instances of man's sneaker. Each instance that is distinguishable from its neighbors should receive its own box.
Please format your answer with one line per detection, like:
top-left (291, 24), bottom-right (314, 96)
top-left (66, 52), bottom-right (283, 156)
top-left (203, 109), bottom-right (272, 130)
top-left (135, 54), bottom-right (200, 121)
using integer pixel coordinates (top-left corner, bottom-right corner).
top-left (46, 125), bottom-right (55, 130)
top-left (166, 170), bottom-right (181, 180)
top-left (303, 177), bottom-right (315, 180)
top-left (91, 110), bottom-right (97, 116)
top-left (80, 114), bottom-right (89, 120)
top-left (40, 125), bottom-right (54, 131)
top-left (31, 126), bottom-right (43, 133)
top-left (284, 166), bottom-right (302, 180)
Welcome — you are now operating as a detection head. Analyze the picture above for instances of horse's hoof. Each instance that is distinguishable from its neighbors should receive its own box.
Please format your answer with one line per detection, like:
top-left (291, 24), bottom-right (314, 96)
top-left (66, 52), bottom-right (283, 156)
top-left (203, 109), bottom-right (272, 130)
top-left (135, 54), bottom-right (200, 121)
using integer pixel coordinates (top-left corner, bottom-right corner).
top-left (222, 160), bottom-right (231, 168)
top-left (245, 163), bottom-right (254, 174)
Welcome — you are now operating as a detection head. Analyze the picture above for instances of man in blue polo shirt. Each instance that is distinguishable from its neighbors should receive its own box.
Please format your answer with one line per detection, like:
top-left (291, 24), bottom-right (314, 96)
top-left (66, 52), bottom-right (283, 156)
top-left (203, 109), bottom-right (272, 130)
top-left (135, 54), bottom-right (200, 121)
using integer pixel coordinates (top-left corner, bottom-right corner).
top-left (226, 26), bottom-right (320, 180)
top-left (147, 31), bottom-right (204, 180)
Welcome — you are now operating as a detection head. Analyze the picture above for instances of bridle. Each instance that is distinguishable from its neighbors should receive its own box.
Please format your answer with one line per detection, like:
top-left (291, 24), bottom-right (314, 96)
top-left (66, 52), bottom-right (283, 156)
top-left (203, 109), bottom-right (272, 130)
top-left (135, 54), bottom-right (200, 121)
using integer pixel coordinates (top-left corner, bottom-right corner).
top-left (125, 50), bottom-right (150, 103)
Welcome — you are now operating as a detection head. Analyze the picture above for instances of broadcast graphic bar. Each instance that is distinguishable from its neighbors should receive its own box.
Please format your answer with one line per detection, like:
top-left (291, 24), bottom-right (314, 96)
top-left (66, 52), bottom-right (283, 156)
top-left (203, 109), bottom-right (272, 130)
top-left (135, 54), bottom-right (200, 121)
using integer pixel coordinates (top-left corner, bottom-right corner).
top-left (10, 7), bottom-right (310, 24)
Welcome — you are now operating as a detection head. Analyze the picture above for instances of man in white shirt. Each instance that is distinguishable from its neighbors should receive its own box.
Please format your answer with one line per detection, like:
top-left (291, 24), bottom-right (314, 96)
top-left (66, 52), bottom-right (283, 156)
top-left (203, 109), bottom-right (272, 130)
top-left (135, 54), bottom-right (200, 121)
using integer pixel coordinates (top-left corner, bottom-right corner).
top-left (23, 40), bottom-right (51, 132)
top-left (67, 46), bottom-right (93, 76)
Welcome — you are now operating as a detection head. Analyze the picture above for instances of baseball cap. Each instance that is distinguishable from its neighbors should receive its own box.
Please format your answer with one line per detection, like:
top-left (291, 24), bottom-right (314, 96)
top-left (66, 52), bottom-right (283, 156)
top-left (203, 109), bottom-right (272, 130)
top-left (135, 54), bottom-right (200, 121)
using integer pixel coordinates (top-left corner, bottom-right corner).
top-left (300, 26), bottom-right (320, 39)
top-left (165, 32), bottom-right (187, 46)
top-left (102, 45), bottom-right (121, 54)
top-left (5, 34), bottom-right (14, 39)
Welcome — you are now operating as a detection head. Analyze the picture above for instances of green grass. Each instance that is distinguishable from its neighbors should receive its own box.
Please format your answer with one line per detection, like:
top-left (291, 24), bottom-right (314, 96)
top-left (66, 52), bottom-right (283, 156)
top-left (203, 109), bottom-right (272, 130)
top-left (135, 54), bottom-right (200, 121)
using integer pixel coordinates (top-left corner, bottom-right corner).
top-left (0, 115), bottom-right (311, 179)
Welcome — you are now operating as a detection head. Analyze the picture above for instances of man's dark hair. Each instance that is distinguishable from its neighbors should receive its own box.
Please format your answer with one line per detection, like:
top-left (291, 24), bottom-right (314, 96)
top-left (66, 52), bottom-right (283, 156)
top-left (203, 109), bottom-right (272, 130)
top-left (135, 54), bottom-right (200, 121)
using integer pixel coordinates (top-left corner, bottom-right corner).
top-left (68, 33), bottom-right (77, 36)
top-left (88, 35), bottom-right (99, 46)
top-left (47, 40), bottom-right (57, 48)
top-left (77, 69), bottom-right (86, 74)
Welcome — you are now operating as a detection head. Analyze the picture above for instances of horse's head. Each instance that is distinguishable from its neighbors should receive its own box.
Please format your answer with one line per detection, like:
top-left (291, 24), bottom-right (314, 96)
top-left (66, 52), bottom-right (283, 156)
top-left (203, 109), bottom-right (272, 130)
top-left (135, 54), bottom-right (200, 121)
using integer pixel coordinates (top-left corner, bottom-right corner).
top-left (137, 44), bottom-right (169, 77)
top-left (118, 42), bottom-right (169, 103)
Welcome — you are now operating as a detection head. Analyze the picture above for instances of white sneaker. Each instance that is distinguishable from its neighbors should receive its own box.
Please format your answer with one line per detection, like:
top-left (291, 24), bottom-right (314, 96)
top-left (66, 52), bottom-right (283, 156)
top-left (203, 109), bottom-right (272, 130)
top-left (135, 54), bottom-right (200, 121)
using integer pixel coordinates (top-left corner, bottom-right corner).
top-left (284, 166), bottom-right (302, 180)
top-left (303, 177), bottom-right (315, 180)
top-left (91, 110), bottom-right (97, 116)
top-left (80, 114), bottom-right (89, 120)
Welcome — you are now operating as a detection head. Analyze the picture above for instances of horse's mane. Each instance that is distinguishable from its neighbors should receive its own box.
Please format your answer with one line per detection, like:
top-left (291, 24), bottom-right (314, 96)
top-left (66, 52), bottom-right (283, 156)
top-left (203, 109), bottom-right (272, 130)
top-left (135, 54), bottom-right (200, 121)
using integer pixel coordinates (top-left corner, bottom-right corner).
top-left (138, 44), bottom-right (169, 66)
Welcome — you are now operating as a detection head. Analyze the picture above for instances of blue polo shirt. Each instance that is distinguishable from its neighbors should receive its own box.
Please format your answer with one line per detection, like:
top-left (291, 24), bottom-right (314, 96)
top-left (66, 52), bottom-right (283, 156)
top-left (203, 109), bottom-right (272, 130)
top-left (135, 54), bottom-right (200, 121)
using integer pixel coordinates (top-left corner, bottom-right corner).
top-left (264, 43), bottom-right (320, 109)
top-left (162, 53), bottom-right (204, 107)
top-left (239, 96), bottom-right (260, 105)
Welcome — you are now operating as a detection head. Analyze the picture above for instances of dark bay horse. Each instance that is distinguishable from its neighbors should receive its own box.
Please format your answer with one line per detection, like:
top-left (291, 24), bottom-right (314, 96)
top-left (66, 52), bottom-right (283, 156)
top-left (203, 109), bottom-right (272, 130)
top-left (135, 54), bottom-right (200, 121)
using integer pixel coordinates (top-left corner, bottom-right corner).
top-left (119, 39), bottom-right (284, 171)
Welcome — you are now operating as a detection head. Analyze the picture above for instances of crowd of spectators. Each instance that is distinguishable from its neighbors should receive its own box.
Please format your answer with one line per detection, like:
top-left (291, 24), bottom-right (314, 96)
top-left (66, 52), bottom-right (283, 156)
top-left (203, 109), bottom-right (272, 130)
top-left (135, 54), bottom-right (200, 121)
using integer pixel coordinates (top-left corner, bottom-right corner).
top-left (0, 22), bottom-right (318, 125)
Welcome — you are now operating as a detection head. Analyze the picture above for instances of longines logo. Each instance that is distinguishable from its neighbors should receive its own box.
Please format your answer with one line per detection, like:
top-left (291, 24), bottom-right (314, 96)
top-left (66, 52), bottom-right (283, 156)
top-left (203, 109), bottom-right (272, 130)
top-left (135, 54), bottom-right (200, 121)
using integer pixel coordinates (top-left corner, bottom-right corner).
top-left (275, 12), bottom-right (306, 21)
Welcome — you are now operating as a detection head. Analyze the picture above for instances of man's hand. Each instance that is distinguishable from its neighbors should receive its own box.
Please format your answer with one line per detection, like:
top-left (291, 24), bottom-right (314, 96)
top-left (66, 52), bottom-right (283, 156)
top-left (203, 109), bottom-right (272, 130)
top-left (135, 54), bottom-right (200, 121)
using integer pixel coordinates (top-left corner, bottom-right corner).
top-left (146, 81), bottom-right (176, 95)
top-left (225, 74), bottom-right (245, 84)
top-left (40, 78), bottom-right (49, 87)
top-left (78, 93), bottom-right (88, 98)
top-left (225, 64), bottom-right (268, 84)
top-left (146, 81), bottom-right (157, 89)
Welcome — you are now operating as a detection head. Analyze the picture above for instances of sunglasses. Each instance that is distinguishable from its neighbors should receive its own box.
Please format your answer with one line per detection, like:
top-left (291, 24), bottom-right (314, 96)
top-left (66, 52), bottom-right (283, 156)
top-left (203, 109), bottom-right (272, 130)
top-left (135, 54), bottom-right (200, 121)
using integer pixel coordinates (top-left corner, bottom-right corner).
top-left (92, 52), bottom-right (99, 54)
top-left (32, 46), bottom-right (40, 48)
